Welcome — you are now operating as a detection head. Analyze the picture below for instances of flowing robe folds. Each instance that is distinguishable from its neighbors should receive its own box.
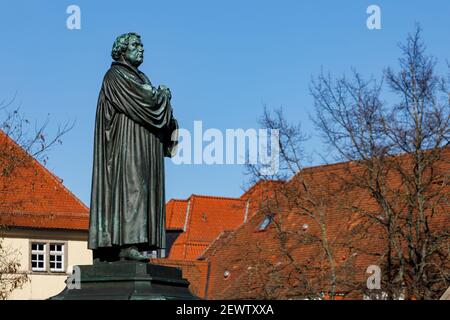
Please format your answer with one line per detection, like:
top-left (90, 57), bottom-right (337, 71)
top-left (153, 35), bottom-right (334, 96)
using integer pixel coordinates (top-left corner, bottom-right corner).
top-left (88, 62), bottom-right (178, 251)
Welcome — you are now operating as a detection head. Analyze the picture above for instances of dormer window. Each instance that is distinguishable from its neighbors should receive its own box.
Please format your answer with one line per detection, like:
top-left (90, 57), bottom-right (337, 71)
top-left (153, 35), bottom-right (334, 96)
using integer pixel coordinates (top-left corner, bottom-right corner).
top-left (258, 214), bottom-right (273, 231)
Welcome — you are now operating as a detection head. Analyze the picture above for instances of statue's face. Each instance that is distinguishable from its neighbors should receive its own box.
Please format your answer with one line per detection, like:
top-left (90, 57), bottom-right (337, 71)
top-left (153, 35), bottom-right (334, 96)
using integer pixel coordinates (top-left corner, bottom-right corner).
top-left (123, 35), bottom-right (144, 67)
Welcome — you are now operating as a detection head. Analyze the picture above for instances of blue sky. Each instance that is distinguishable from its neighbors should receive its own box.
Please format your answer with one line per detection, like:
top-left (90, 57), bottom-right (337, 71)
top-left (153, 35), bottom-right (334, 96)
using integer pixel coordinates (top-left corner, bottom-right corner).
top-left (1, 1), bottom-right (449, 205)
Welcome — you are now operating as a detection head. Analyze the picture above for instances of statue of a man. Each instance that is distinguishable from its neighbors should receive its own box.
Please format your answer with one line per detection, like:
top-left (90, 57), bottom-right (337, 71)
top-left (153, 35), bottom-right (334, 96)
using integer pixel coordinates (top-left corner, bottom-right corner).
top-left (88, 32), bottom-right (178, 262)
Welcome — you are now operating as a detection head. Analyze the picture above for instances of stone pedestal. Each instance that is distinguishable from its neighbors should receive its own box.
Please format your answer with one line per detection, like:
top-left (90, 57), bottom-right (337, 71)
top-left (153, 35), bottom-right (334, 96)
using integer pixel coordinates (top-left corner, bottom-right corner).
top-left (50, 261), bottom-right (200, 300)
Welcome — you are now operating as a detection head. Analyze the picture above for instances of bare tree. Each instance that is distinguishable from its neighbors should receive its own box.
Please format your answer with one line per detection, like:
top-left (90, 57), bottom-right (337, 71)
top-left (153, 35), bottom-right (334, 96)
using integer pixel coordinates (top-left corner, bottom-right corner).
top-left (0, 231), bottom-right (28, 300)
top-left (311, 26), bottom-right (450, 299)
top-left (0, 97), bottom-right (72, 299)
top-left (222, 26), bottom-right (449, 301)
top-left (236, 108), bottom-right (361, 300)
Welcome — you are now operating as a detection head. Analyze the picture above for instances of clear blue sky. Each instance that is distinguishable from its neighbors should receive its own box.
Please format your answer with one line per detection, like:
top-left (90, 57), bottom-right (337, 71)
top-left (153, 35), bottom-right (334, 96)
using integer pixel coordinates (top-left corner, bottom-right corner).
top-left (1, 1), bottom-right (449, 206)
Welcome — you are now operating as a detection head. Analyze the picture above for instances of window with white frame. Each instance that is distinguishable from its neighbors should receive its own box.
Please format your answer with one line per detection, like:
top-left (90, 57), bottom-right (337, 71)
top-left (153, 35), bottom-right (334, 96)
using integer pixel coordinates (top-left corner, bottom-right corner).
top-left (31, 243), bottom-right (46, 272)
top-left (30, 241), bottom-right (65, 273)
top-left (49, 243), bottom-right (64, 272)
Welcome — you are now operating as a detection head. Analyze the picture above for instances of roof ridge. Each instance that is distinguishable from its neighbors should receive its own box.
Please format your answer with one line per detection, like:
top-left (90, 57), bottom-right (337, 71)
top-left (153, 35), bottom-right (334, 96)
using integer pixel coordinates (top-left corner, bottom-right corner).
top-left (189, 194), bottom-right (244, 201)
top-left (199, 230), bottom-right (234, 260)
top-left (240, 180), bottom-right (285, 198)
top-left (289, 147), bottom-right (450, 180)
top-left (167, 198), bottom-right (188, 203)
top-left (188, 197), bottom-right (197, 225)
top-left (0, 212), bottom-right (88, 218)
top-left (183, 198), bottom-right (195, 258)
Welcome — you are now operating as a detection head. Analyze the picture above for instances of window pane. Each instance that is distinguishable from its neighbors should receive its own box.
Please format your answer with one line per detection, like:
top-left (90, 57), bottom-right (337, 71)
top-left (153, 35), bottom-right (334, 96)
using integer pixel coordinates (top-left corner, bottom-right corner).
top-left (31, 244), bottom-right (47, 271)
top-left (48, 243), bottom-right (64, 272)
top-left (50, 243), bottom-right (63, 252)
top-left (32, 243), bottom-right (45, 251)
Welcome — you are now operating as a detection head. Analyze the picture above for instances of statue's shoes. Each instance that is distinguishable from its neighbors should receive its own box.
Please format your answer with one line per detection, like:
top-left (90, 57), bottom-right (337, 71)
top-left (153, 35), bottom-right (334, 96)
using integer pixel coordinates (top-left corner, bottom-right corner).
top-left (119, 246), bottom-right (150, 262)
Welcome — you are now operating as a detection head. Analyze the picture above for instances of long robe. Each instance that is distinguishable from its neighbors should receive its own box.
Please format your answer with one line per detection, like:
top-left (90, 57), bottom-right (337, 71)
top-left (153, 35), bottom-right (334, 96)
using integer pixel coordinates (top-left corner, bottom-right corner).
top-left (88, 61), bottom-right (178, 250)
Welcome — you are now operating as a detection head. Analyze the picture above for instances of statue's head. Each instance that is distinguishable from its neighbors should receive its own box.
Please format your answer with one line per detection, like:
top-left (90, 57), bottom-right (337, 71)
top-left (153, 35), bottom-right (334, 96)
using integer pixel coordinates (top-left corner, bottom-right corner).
top-left (111, 32), bottom-right (144, 67)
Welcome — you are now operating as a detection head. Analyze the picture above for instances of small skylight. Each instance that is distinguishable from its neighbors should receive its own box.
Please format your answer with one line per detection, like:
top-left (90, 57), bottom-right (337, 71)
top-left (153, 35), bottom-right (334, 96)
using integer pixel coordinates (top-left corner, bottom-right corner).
top-left (258, 214), bottom-right (273, 231)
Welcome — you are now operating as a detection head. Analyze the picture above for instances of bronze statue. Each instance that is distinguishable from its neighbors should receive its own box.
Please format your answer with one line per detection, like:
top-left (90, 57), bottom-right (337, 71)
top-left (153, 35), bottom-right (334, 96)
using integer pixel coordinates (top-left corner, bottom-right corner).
top-left (88, 32), bottom-right (178, 262)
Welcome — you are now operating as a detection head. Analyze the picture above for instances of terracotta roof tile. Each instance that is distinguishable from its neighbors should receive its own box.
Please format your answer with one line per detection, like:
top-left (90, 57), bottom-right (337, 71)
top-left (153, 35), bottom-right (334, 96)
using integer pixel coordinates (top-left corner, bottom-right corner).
top-left (167, 194), bottom-right (247, 260)
top-left (197, 150), bottom-right (450, 299)
top-left (166, 199), bottom-right (188, 230)
top-left (0, 130), bottom-right (89, 230)
top-left (199, 231), bottom-right (234, 260)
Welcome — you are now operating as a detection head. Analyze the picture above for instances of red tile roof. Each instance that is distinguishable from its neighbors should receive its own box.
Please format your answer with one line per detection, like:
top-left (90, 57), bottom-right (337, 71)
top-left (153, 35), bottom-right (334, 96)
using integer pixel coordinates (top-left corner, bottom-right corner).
top-left (240, 179), bottom-right (284, 201)
top-left (0, 130), bottom-right (89, 230)
top-left (166, 149), bottom-right (450, 299)
top-left (165, 199), bottom-right (188, 230)
top-left (167, 195), bottom-right (248, 260)
top-left (172, 150), bottom-right (450, 299)
top-left (198, 230), bottom-right (234, 261)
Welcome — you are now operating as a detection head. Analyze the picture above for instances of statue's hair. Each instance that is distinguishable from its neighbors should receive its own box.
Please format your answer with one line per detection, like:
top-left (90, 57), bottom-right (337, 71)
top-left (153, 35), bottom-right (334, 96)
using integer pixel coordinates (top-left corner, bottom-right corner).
top-left (111, 32), bottom-right (141, 61)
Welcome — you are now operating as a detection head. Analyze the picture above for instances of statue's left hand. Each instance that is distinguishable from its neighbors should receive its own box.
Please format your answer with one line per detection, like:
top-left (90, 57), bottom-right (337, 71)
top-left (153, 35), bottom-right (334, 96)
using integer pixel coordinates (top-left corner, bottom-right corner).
top-left (158, 85), bottom-right (172, 100)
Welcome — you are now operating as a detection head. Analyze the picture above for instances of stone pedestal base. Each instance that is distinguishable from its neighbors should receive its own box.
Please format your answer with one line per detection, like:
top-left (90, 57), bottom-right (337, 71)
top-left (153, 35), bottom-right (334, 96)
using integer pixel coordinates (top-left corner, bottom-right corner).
top-left (50, 261), bottom-right (199, 300)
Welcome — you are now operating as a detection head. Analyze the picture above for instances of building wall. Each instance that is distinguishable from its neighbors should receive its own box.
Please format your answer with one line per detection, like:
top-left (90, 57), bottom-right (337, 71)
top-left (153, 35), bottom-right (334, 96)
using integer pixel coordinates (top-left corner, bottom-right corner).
top-left (2, 228), bottom-right (92, 300)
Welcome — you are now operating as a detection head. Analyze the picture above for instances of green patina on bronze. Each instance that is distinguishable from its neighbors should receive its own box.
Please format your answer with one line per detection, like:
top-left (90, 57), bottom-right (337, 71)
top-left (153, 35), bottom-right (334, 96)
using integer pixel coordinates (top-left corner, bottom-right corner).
top-left (51, 33), bottom-right (198, 300)
top-left (88, 32), bottom-right (178, 262)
